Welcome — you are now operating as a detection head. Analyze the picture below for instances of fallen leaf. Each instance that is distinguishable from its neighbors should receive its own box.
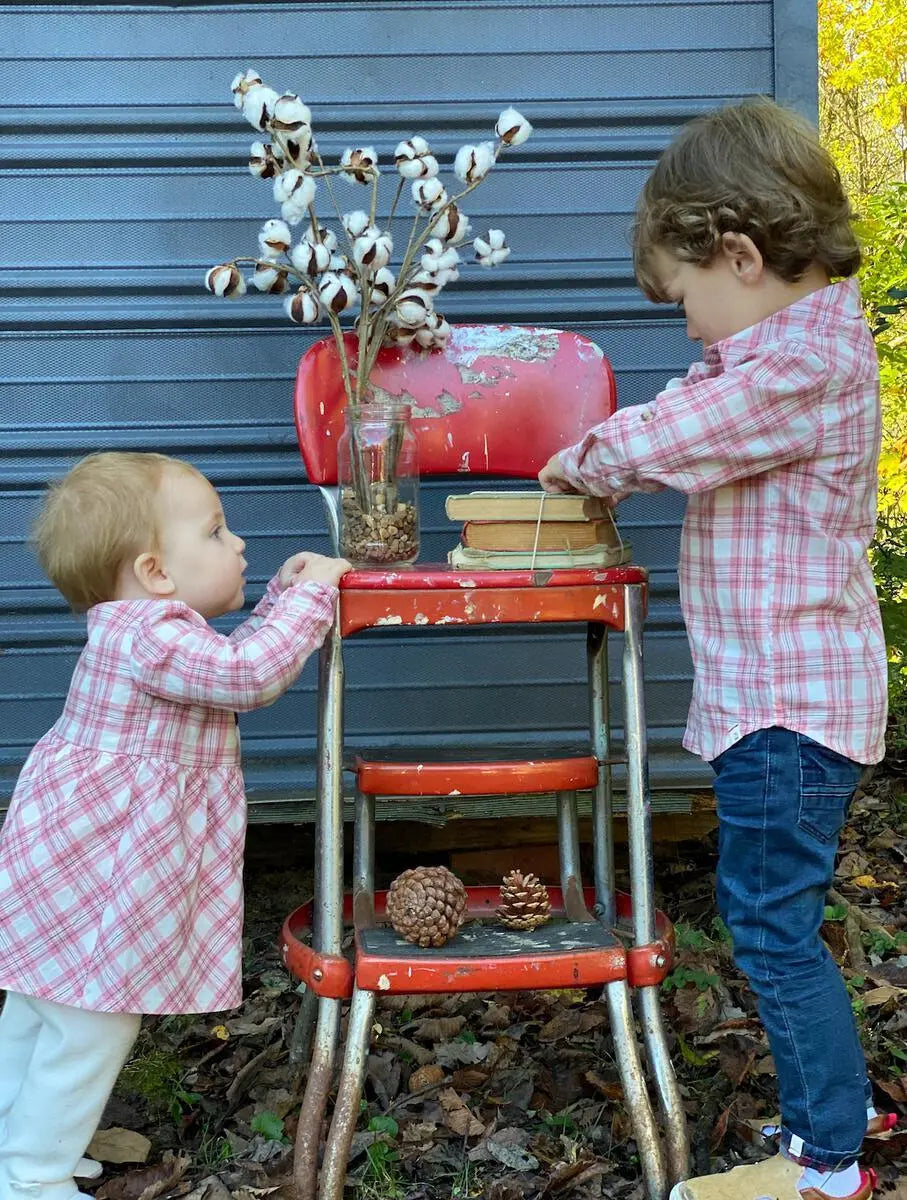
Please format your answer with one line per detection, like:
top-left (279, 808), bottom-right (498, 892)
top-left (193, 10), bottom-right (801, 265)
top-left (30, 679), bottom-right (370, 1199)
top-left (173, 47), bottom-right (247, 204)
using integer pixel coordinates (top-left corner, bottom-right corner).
top-left (537, 1009), bottom-right (605, 1042)
top-left (451, 1066), bottom-right (491, 1091)
top-left (433, 1039), bottom-right (494, 1067)
top-left (862, 984), bottom-right (905, 1007)
top-left (877, 1076), bottom-right (907, 1104)
top-left (540, 1155), bottom-right (611, 1196)
top-left (475, 1127), bottom-right (540, 1171)
top-left (438, 1086), bottom-right (486, 1137)
top-left (409, 1063), bottom-right (446, 1092)
top-left (224, 1015), bottom-right (281, 1036)
top-left (404, 1014), bottom-right (466, 1041)
top-left (95, 1151), bottom-right (191, 1200)
top-left (852, 874), bottom-right (899, 891)
top-left (401, 1119), bottom-right (438, 1144)
top-left (86, 1126), bottom-right (151, 1164)
top-left (179, 1179), bottom-right (232, 1200)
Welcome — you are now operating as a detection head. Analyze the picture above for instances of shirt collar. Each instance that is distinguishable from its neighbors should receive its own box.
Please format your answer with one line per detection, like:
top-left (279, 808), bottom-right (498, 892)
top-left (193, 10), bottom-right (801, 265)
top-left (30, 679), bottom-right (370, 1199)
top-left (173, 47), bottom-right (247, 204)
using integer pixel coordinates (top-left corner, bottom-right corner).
top-left (703, 276), bottom-right (864, 368)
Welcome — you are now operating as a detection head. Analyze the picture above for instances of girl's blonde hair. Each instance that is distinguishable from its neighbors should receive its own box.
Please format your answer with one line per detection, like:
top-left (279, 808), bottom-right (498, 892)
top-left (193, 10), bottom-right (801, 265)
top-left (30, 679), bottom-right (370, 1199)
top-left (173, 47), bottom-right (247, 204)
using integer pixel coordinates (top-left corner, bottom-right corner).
top-left (32, 451), bottom-right (204, 610)
top-left (632, 98), bottom-right (861, 302)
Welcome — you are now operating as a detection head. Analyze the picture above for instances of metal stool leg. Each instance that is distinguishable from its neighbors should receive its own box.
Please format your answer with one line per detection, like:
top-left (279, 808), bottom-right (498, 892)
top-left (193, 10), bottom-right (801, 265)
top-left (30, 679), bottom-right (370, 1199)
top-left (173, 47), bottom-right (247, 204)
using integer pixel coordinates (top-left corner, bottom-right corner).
top-left (557, 789), bottom-right (593, 921)
top-left (295, 1000), bottom-right (342, 1199)
top-left (588, 623), bottom-right (616, 925)
top-left (606, 979), bottom-right (667, 1200)
top-left (638, 987), bottom-right (689, 1184)
top-left (321, 786), bottom-right (377, 1198)
top-left (289, 983), bottom-right (318, 1066)
top-left (624, 585), bottom-right (690, 1189)
top-left (321, 986), bottom-right (377, 1200)
top-left (294, 618), bottom-right (346, 1200)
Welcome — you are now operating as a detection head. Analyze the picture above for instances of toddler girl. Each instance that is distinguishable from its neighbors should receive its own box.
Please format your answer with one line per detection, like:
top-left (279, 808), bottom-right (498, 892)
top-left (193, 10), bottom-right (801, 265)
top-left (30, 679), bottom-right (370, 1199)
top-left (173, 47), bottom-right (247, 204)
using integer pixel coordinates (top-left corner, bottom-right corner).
top-left (0, 451), bottom-right (349, 1198)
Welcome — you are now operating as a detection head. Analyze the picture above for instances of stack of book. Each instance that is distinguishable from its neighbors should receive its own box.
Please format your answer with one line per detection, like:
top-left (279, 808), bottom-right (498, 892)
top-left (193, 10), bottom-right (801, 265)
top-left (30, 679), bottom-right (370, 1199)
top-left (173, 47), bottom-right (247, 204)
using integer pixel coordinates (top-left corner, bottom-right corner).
top-left (445, 490), bottom-right (632, 569)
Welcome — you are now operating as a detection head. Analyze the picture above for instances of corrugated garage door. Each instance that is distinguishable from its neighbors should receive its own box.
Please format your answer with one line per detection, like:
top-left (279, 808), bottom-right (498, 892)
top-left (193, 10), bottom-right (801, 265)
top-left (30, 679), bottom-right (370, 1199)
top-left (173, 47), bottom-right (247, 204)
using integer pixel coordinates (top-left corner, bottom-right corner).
top-left (0, 1), bottom-right (817, 820)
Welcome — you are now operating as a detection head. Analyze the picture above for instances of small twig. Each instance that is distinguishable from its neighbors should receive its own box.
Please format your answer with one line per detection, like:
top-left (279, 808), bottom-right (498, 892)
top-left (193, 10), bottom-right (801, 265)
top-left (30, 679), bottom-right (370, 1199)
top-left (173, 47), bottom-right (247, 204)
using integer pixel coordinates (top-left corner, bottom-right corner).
top-left (225, 1042), bottom-right (278, 1105)
top-left (382, 1079), bottom-right (447, 1115)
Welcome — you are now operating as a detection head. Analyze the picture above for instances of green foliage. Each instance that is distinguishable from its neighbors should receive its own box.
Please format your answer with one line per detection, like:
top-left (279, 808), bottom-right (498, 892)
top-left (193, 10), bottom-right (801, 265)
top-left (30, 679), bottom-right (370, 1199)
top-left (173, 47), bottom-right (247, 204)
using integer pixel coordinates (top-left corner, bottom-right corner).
top-left (819, 0), bottom-right (907, 755)
top-left (662, 965), bottom-right (720, 993)
top-left (251, 1110), bottom-right (289, 1143)
top-left (361, 1114), bottom-right (402, 1195)
top-left (118, 1046), bottom-right (198, 1119)
top-left (541, 1110), bottom-right (578, 1135)
top-left (859, 184), bottom-right (907, 754)
top-left (863, 926), bottom-right (907, 957)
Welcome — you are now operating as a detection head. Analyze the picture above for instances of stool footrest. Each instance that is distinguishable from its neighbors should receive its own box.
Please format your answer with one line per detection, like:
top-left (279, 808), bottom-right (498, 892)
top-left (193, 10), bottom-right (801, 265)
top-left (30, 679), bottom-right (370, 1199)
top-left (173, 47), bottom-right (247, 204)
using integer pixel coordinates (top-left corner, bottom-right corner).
top-left (355, 754), bottom-right (600, 797)
top-left (356, 918), bottom-right (622, 993)
top-left (280, 886), bottom-right (674, 998)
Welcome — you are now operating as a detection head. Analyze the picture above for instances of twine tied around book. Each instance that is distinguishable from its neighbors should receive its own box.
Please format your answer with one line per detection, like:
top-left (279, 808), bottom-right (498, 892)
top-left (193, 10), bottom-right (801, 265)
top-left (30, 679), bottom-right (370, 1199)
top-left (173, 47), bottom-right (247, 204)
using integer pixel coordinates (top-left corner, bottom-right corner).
top-left (528, 491), bottom-right (625, 570)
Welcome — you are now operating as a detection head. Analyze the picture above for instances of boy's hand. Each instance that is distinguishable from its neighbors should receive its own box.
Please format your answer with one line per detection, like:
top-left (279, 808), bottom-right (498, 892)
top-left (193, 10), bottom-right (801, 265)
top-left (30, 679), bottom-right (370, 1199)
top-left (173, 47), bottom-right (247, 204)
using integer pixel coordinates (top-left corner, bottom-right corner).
top-left (538, 453), bottom-right (580, 493)
top-left (280, 552), bottom-right (352, 589)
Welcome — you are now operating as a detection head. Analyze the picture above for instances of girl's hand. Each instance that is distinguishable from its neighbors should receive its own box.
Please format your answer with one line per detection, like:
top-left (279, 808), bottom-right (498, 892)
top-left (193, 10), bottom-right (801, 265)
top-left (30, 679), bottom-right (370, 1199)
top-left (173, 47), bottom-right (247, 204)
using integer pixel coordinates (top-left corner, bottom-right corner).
top-left (538, 453), bottom-right (579, 493)
top-left (286, 553), bottom-right (352, 588)
top-left (278, 552), bottom-right (312, 589)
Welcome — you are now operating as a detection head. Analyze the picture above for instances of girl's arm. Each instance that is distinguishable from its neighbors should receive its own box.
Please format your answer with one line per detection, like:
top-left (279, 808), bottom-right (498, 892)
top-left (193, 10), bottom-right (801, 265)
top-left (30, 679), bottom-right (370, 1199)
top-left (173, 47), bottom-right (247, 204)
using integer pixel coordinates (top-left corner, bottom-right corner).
top-left (228, 575), bottom-right (284, 645)
top-left (131, 581), bottom-right (337, 711)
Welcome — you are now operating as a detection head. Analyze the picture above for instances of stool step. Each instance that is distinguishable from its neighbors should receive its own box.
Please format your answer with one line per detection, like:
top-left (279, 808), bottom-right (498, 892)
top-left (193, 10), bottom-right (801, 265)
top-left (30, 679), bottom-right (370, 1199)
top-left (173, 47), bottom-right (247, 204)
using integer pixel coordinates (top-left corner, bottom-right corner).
top-left (281, 887), bottom-right (675, 998)
top-left (355, 916), bottom-right (626, 993)
top-left (355, 754), bottom-right (599, 797)
top-left (360, 917), bottom-right (619, 959)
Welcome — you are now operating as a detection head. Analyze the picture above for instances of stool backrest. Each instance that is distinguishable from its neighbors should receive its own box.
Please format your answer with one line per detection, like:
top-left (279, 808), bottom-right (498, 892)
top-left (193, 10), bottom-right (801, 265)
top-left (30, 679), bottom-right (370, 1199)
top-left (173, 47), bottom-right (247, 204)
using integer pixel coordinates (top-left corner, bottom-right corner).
top-left (294, 325), bottom-right (615, 485)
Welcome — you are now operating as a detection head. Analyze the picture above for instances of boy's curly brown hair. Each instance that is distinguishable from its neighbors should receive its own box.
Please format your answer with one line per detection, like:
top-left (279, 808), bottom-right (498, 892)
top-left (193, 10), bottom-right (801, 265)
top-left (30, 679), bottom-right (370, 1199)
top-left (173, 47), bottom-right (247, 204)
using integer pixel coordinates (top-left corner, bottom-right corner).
top-left (632, 98), bottom-right (861, 302)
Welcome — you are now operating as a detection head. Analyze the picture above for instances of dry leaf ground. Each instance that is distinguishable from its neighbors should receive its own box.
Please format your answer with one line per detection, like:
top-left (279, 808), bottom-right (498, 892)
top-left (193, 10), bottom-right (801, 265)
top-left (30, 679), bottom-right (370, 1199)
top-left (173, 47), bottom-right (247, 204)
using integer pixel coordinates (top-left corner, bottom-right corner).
top-left (70, 769), bottom-right (906, 1199)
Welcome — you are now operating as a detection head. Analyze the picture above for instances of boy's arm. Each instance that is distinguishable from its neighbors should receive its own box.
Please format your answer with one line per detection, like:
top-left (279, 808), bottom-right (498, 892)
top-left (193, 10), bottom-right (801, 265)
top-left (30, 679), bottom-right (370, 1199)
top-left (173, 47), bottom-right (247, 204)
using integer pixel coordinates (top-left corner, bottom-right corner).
top-left (228, 575), bottom-right (284, 645)
top-left (557, 344), bottom-right (825, 497)
top-left (131, 582), bottom-right (337, 711)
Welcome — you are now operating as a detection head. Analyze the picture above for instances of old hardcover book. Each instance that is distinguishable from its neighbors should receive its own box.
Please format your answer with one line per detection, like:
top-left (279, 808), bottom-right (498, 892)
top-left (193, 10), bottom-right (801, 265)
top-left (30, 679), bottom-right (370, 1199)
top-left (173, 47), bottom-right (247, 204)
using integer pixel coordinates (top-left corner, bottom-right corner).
top-left (445, 490), bottom-right (612, 522)
top-left (461, 517), bottom-right (619, 552)
top-left (448, 542), bottom-right (632, 569)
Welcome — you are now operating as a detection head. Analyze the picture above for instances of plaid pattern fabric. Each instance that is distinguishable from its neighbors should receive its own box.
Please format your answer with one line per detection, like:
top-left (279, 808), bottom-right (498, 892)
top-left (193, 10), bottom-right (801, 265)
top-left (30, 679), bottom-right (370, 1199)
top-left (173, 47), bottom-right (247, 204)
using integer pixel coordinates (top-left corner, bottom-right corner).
top-left (0, 578), bottom-right (336, 1014)
top-left (559, 278), bottom-right (888, 765)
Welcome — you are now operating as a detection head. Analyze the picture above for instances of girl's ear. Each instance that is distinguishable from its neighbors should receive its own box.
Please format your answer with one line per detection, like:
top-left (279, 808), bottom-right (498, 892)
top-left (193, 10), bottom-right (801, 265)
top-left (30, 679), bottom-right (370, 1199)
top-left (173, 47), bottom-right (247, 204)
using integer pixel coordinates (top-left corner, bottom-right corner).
top-left (720, 232), bottom-right (764, 284)
top-left (132, 551), bottom-right (176, 597)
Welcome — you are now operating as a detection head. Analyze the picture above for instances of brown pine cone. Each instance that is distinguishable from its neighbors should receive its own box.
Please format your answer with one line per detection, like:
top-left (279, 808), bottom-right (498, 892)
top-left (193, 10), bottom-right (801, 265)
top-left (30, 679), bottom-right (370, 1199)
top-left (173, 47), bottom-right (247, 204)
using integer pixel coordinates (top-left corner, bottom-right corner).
top-left (498, 869), bottom-right (552, 930)
top-left (386, 865), bottom-right (468, 947)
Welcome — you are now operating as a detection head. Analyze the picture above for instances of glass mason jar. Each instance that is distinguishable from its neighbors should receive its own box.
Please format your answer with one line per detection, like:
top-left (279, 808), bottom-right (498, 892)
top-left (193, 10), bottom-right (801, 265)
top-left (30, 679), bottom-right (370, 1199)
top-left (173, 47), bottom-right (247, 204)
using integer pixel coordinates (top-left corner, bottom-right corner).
top-left (337, 402), bottom-right (420, 566)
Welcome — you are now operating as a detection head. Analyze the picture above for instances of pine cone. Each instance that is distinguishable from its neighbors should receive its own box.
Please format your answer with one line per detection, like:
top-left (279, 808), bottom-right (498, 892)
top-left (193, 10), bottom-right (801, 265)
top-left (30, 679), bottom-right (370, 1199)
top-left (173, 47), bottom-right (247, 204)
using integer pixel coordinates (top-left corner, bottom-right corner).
top-left (498, 869), bottom-right (552, 930)
top-left (386, 865), bottom-right (468, 947)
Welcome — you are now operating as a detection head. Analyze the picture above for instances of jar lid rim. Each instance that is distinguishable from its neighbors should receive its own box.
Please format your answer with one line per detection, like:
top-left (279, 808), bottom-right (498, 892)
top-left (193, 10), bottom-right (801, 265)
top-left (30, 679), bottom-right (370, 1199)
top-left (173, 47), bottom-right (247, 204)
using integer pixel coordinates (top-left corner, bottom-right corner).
top-left (348, 402), bottom-right (412, 417)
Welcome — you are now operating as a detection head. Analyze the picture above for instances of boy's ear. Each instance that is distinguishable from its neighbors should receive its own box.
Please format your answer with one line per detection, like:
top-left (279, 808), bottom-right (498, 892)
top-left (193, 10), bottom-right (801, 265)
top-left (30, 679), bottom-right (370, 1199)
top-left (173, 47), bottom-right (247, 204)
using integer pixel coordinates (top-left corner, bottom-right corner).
top-left (720, 232), bottom-right (764, 283)
top-left (132, 551), bottom-right (176, 597)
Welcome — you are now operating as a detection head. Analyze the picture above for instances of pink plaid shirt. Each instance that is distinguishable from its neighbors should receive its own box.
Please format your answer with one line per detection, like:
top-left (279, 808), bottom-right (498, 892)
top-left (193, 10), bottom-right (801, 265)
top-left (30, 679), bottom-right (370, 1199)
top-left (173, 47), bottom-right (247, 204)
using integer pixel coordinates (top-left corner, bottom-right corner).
top-left (0, 577), bottom-right (336, 1014)
top-left (559, 278), bottom-right (888, 765)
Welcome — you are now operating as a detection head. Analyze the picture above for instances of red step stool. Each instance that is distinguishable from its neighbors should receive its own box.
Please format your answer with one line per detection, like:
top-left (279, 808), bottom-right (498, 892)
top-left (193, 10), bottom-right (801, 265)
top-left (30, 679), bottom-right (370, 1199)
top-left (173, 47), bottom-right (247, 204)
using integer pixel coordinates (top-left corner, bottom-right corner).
top-left (282, 326), bottom-right (689, 1200)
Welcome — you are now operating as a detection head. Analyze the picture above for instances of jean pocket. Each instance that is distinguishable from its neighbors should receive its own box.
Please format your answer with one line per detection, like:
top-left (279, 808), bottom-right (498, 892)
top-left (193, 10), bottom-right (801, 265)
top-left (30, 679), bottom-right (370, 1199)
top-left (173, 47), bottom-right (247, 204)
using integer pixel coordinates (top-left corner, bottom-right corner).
top-left (797, 734), bottom-right (862, 844)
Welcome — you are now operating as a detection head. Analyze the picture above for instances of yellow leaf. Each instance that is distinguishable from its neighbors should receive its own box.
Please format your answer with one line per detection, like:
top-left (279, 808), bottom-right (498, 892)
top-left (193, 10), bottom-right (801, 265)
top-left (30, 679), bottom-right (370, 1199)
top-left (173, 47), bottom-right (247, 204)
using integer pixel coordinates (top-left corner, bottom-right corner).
top-left (211, 1024), bottom-right (230, 1040)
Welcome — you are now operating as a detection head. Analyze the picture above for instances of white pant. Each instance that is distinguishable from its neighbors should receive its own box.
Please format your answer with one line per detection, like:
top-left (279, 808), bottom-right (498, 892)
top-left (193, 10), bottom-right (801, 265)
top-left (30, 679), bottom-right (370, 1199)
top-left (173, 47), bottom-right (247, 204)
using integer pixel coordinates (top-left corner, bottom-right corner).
top-left (0, 992), bottom-right (140, 1199)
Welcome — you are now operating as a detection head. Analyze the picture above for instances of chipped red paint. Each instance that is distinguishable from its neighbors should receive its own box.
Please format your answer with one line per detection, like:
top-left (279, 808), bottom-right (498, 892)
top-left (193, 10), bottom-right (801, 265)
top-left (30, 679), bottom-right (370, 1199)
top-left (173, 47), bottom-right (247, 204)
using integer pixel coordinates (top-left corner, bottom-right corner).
top-left (294, 326), bottom-right (617, 485)
top-left (340, 564), bottom-right (649, 589)
top-left (339, 577), bottom-right (647, 636)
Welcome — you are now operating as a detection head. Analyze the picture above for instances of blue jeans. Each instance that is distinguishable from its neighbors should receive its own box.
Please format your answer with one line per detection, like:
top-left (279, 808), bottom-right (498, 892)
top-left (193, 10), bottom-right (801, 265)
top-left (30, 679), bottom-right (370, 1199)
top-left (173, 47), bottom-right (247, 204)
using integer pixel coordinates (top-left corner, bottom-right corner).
top-left (711, 727), bottom-right (867, 1170)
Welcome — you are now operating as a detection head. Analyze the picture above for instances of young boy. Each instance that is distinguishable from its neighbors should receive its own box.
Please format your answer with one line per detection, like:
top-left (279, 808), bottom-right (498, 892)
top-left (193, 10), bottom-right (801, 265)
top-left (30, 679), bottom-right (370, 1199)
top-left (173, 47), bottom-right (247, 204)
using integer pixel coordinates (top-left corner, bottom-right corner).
top-left (540, 100), bottom-right (888, 1200)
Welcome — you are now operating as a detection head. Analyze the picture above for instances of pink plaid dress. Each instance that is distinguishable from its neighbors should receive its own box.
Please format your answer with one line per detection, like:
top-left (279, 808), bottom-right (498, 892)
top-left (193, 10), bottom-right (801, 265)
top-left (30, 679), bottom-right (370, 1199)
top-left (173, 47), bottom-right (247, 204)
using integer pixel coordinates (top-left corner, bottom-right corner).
top-left (0, 577), bottom-right (336, 1014)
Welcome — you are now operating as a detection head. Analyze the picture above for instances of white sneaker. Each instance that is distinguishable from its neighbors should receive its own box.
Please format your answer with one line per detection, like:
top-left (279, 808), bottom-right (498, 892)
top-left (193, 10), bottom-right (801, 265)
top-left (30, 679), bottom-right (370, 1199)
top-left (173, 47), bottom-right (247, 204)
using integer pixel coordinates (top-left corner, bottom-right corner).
top-left (73, 1159), bottom-right (102, 1181)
